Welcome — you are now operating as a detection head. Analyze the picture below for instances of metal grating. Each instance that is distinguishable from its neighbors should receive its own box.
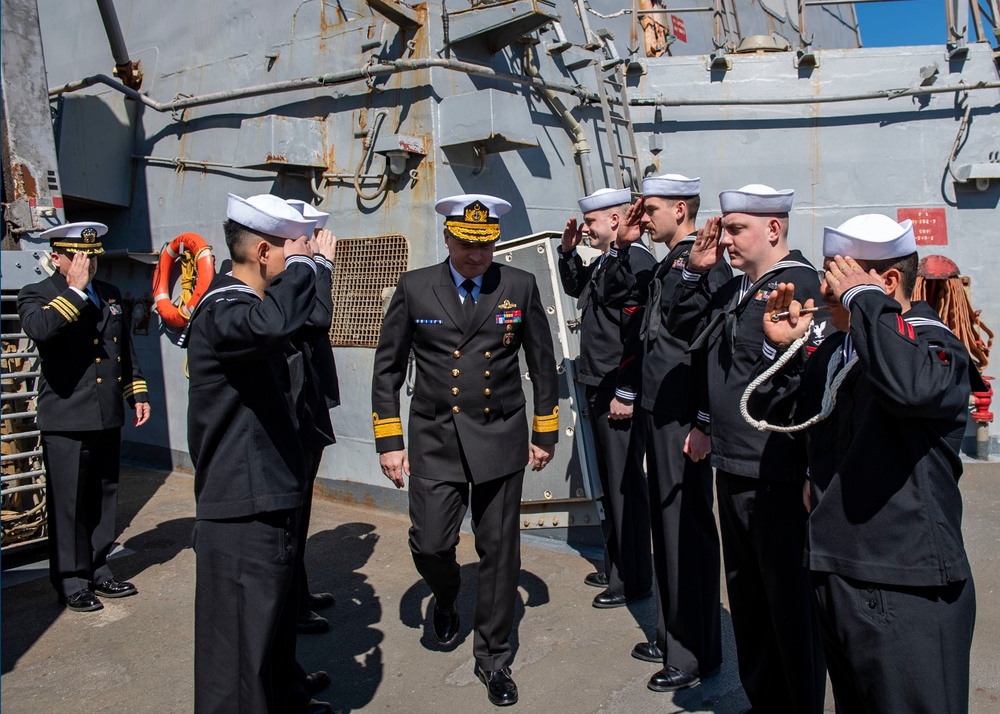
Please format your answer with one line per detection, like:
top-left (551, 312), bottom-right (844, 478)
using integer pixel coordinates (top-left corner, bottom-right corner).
top-left (1, 292), bottom-right (48, 551)
top-left (329, 234), bottom-right (409, 348)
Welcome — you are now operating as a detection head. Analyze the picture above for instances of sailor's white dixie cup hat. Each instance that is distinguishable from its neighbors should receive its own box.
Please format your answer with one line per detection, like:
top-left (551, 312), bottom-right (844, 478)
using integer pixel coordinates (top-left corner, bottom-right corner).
top-left (227, 193), bottom-right (317, 240)
top-left (286, 199), bottom-right (330, 231)
top-left (435, 194), bottom-right (512, 243)
top-left (720, 184), bottom-right (795, 214)
top-left (642, 173), bottom-right (701, 198)
top-left (40, 222), bottom-right (108, 255)
top-left (578, 187), bottom-right (631, 213)
top-left (823, 214), bottom-right (917, 261)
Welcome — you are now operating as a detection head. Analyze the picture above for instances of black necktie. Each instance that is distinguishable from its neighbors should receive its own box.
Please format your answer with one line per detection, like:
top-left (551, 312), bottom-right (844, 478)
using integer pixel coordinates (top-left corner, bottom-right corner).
top-left (461, 279), bottom-right (477, 327)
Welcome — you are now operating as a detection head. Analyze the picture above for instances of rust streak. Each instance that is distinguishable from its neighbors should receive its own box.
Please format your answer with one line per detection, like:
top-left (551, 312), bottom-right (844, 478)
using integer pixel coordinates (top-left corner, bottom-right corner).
top-left (12, 163), bottom-right (38, 200)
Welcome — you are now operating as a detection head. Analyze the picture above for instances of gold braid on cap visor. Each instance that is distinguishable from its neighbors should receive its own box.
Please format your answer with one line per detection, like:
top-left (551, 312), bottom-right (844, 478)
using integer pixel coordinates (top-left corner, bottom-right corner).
top-left (51, 241), bottom-right (105, 255)
top-left (444, 219), bottom-right (500, 243)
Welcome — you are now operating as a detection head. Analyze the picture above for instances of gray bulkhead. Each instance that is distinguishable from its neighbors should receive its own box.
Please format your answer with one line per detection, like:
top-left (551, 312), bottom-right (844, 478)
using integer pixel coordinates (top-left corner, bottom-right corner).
top-left (10, 0), bottom-right (1000, 536)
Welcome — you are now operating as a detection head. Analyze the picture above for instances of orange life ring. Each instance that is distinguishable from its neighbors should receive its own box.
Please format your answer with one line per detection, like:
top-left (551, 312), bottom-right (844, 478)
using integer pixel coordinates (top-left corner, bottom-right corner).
top-left (152, 232), bottom-right (214, 329)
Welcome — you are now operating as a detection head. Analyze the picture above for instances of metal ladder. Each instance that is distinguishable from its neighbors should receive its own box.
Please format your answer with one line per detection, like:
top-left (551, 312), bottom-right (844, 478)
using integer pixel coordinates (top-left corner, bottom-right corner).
top-left (593, 29), bottom-right (642, 194)
top-left (1, 293), bottom-right (48, 553)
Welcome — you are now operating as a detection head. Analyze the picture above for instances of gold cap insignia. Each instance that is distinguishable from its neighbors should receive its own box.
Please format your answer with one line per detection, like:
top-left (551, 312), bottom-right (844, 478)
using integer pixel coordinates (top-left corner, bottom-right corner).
top-left (445, 200), bottom-right (501, 244)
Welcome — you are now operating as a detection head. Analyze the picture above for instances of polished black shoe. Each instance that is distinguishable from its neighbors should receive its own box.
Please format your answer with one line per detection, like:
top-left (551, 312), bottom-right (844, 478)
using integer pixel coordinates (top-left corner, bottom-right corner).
top-left (297, 611), bottom-right (331, 634)
top-left (302, 699), bottom-right (333, 714)
top-left (475, 665), bottom-right (518, 707)
top-left (592, 589), bottom-right (627, 609)
top-left (631, 641), bottom-right (664, 663)
top-left (303, 670), bottom-right (331, 696)
top-left (433, 603), bottom-right (460, 646)
top-left (309, 591), bottom-right (336, 611)
top-left (584, 571), bottom-right (609, 588)
top-left (647, 665), bottom-right (700, 692)
top-left (61, 589), bottom-right (104, 612)
top-left (92, 578), bottom-right (137, 598)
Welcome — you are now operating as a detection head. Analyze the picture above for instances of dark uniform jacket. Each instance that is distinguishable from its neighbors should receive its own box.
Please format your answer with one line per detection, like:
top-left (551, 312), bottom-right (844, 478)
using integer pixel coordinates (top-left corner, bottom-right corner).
top-left (371, 260), bottom-right (559, 484)
top-left (184, 260), bottom-right (316, 520)
top-left (604, 237), bottom-right (732, 419)
top-left (290, 256), bottom-right (340, 453)
top-left (759, 294), bottom-right (974, 587)
top-left (557, 244), bottom-right (656, 390)
top-left (666, 250), bottom-right (828, 480)
top-left (18, 272), bottom-right (148, 431)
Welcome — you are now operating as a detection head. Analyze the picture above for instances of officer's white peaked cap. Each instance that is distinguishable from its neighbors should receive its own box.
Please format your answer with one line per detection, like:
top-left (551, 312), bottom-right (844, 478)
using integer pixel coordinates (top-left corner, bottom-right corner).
top-left (227, 193), bottom-right (317, 240)
top-left (434, 194), bottom-right (512, 220)
top-left (286, 199), bottom-right (329, 230)
top-left (719, 184), bottom-right (794, 214)
top-left (823, 214), bottom-right (917, 261)
top-left (642, 173), bottom-right (700, 198)
top-left (40, 221), bottom-right (108, 254)
top-left (578, 187), bottom-right (631, 213)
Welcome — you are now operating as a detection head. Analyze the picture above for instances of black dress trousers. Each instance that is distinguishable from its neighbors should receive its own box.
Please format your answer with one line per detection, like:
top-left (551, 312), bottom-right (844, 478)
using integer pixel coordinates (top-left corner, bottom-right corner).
top-left (716, 470), bottom-right (826, 714)
top-left (407, 469), bottom-right (525, 671)
top-left (41, 428), bottom-right (122, 598)
top-left (812, 572), bottom-right (975, 714)
top-left (193, 508), bottom-right (299, 714)
top-left (644, 414), bottom-right (721, 676)
top-left (586, 385), bottom-right (652, 599)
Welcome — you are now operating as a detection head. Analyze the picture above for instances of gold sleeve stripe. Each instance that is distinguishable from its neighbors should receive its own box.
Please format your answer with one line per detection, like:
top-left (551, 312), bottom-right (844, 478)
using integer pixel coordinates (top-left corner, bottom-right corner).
top-left (53, 296), bottom-right (80, 320)
top-left (373, 418), bottom-right (403, 439)
top-left (123, 381), bottom-right (148, 398)
top-left (532, 411), bottom-right (559, 433)
top-left (48, 297), bottom-right (79, 322)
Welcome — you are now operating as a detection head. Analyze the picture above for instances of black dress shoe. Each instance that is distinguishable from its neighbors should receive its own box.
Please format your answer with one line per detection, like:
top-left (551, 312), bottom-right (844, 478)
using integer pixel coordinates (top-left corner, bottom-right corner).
top-left (297, 611), bottom-right (331, 634)
top-left (309, 592), bottom-right (336, 611)
top-left (302, 699), bottom-right (333, 714)
top-left (475, 664), bottom-right (518, 706)
top-left (584, 571), bottom-right (609, 588)
top-left (592, 589), bottom-right (627, 609)
top-left (61, 589), bottom-right (104, 612)
top-left (93, 578), bottom-right (137, 598)
top-left (647, 665), bottom-right (700, 692)
top-left (433, 603), bottom-right (459, 646)
top-left (631, 641), bottom-right (664, 663)
top-left (303, 670), bottom-right (331, 696)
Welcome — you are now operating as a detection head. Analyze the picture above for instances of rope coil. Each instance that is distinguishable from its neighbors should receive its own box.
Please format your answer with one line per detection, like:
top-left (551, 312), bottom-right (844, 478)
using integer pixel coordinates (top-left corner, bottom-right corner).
top-left (740, 337), bottom-right (858, 433)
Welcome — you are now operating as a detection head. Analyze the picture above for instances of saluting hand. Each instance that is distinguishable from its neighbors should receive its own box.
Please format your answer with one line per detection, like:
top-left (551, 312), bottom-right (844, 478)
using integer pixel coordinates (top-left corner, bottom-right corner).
top-left (66, 252), bottom-right (93, 291)
top-left (284, 235), bottom-right (313, 259)
top-left (687, 216), bottom-right (725, 272)
top-left (133, 402), bottom-right (151, 427)
top-left (561, 217), bottom-right (583, 253)
top-left (614, 199), bottom-right (645, 249)
top-left (311, 229), bottom-right (337, 263)
top-left (380, 449), bottom-right (409, 488)
top-left (823, 255), bottom-right (883, 303)
top-left (763, 282), bottom-right (814, 348)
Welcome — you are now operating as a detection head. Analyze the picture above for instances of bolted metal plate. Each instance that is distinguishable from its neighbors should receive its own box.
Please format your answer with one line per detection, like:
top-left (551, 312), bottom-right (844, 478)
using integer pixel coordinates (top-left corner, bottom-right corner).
top-left (495, 233), bottom-right (598, 506)
top-left (232, 115), bottom-right (329, 171)
top-left (329, 234), bottom-right (409, 348)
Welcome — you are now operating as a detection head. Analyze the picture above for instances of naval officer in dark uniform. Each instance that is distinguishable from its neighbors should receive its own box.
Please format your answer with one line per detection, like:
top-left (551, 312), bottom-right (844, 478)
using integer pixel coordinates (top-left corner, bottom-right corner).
top-left (666, 185), bottom-right (829, 712)
top-left (753, 214), bottom-right (978, 713)
top-left (184, 193), bottom-right (329, 713)
top-left (18, 222), bottom-right (150, 612)
top-left (603, 174), bottom-right (731, 691)
top-left (372, 194), bottom-right (559, 707)
top-left (557, 187), bottom-right (654, 608)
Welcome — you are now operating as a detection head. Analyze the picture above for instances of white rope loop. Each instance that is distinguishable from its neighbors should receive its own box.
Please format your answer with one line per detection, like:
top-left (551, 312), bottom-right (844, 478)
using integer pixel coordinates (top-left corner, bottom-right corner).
top-left (740, 337), bottom-right (859, 433)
